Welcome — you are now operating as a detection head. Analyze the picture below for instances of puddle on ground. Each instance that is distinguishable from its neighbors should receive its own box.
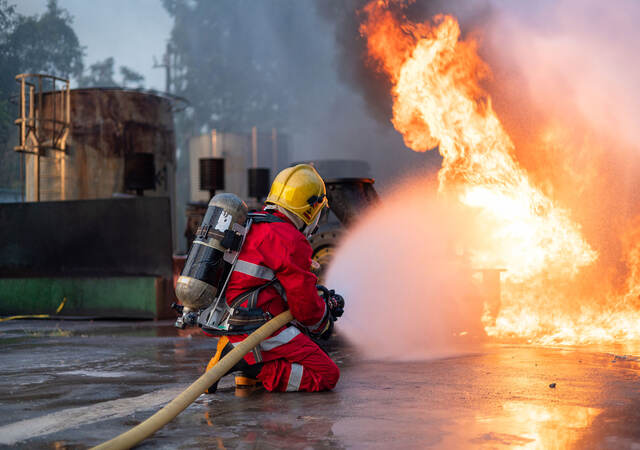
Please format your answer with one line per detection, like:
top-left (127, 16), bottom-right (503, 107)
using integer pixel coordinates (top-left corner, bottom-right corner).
top-left (58, 369), bottom-right (136, 378)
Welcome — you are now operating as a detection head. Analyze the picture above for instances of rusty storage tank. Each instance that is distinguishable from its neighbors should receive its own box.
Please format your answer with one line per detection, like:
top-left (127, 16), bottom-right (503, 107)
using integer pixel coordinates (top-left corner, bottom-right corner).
top-left (34, 88), bottom-right (176, 203)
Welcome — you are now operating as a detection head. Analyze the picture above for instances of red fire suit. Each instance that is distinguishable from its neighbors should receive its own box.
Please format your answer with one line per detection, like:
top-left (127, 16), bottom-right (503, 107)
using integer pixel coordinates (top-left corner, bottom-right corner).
top-left (211, 210), bottom-right (339, 392)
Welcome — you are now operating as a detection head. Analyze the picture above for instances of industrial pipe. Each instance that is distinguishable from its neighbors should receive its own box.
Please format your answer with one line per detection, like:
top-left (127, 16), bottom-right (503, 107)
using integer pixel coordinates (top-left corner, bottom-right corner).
top-left (92, 310), bottom-right (294, 450)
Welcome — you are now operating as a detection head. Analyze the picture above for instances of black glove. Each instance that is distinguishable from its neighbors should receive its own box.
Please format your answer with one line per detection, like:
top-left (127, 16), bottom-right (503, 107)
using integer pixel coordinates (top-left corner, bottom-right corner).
top-left (326, 291), bottom-right (344, 321)
top-left (317, 285), bottom-right (345, 321)
top-left (319, 318), bottom-right (334, 340)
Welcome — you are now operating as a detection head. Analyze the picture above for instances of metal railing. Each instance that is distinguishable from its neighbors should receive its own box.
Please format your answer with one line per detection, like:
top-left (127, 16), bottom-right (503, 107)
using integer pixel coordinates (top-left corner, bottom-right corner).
top-left (14, 73), bottom-right (70, 155)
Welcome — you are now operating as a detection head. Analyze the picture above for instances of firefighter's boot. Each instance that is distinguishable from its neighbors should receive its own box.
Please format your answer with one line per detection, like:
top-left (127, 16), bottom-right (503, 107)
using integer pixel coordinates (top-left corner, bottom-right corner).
top-left (205, 336), bottom-right (263, 394)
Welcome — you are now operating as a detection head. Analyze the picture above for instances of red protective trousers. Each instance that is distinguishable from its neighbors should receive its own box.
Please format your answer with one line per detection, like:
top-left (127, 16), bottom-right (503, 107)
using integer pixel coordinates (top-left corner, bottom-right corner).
top-left (214, 210), bottom-right (339, 392)
top-left (229, 326), bottom-right (339, 392)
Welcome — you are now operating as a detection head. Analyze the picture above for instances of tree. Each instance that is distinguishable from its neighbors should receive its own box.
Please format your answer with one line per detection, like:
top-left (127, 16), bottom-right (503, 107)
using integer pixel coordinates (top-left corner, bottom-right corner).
top-left (77, 57), bottom-right (145, 88)
top-left (0, 0), bottom-right (18, 147)
top-left (77, 57), bottom-right (117, 87)
top-left (3, 0), bottom-right (84, 79)
top-left (162, 0), bottom-right (334, 134)
top-left (120, 66), bottom-right (144, 88)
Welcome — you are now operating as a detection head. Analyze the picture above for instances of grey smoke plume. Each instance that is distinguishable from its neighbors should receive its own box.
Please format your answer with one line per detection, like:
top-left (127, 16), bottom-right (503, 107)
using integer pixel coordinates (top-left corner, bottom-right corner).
top-left (164, 1), bottom-right (444, 189)
top-left (315, 0), bottom-right (492, 126)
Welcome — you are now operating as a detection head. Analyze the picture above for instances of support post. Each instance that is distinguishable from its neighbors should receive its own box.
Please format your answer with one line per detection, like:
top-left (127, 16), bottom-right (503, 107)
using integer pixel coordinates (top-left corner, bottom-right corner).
top-left (251, 126), bottom-right (258, 168)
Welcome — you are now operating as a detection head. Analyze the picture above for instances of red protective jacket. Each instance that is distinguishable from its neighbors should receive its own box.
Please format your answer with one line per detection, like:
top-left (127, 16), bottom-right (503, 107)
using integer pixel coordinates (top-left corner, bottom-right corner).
top-left (225, 210), bottom-right (328, 335)
top-left (204, 209), bottom-right (339, 391)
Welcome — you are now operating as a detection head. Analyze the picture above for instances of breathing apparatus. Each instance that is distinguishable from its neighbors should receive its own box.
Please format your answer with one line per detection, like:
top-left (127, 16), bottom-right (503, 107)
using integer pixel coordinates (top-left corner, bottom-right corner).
top-left (173, 193), bottom-right (295, 333)
top-left (173, 193), bottom-right (253, 329)
top-left (173, 164), bottom-right (331, 332)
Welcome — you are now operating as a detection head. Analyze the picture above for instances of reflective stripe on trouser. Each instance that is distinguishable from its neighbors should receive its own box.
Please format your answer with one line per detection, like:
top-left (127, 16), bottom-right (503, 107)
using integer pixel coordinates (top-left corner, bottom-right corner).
top-left (228, 327), bottom-right (339, 392)
top-left (230, 326), bottom-right (300, 364)
top-left (257, 331), bottom-right (339, 392)
top-left (286, 364), bottom-right (304, 392)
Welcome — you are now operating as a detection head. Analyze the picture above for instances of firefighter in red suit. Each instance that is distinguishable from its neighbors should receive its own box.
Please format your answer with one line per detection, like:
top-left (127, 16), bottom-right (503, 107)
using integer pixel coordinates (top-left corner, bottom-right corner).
top-left (204, 164), bottom-right (344, 393)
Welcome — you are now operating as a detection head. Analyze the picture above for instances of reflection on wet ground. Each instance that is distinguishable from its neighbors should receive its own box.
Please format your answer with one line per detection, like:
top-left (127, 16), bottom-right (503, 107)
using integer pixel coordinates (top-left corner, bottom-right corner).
top-left (0, 320), bottom-right (639, 448)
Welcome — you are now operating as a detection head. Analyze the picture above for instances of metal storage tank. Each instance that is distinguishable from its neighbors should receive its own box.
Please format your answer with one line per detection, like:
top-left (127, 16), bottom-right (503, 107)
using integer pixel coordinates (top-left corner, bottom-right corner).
top-left (27, 88), bottom-right (176, 204)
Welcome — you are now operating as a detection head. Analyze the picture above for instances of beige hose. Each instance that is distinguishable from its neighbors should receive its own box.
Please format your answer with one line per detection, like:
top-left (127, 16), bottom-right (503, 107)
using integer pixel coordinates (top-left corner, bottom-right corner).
top-left (92, 310), bottom-right (294, 450)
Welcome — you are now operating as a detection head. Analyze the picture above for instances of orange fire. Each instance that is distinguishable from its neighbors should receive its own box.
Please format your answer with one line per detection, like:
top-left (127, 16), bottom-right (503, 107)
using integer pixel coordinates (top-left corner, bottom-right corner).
top-left (360, 1), bottom-right (640, 345)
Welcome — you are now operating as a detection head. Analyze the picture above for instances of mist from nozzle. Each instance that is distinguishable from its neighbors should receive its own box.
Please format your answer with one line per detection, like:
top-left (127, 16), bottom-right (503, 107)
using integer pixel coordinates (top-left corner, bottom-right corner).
top-left (325, 174), bottom-right (485, 361)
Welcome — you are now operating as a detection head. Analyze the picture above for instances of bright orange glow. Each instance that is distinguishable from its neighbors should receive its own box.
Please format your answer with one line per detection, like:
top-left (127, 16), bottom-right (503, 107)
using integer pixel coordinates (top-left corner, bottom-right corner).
top-left (360, 1), bottom-right (640, 345)
top-left (478, 402), bottom-right (601, 449)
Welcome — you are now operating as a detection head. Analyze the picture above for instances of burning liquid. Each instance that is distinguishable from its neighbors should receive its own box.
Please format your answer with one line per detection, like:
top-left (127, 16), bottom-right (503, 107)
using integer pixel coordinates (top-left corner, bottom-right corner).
top-left (354, 1), bottom-right (640, 345)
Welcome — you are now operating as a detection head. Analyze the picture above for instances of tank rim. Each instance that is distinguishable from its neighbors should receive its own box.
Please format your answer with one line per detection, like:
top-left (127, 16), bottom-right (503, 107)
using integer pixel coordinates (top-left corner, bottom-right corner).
top-left (70, 87), bottom-right (189, 112)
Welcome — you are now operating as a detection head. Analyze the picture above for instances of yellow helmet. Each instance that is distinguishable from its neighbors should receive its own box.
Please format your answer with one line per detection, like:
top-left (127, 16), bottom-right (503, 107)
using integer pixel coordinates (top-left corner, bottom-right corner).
top-left (266, 164), bottom-right (328, 225)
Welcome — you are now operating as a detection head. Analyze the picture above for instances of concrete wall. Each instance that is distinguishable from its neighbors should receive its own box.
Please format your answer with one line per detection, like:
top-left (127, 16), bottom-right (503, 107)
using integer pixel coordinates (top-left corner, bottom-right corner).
top-left (0, 197), bottom-right (173, 278)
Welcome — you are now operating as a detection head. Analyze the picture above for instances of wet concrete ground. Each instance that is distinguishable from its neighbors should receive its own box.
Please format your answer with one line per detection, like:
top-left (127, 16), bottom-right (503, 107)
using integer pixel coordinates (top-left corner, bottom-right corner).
top-left (1, 320), bottom-right (639, 449)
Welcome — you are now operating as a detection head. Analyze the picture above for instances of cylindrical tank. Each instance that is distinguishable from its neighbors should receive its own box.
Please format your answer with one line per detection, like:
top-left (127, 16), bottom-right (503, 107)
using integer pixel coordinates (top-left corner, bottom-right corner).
top-left (175, 193), bottom-right (248, 311)
top-left (34, 88), bottom-right (176, 202)
top-left (247, 167), bottom-right (270, 199)
top-left (199, 157), bottom-right (225, 196)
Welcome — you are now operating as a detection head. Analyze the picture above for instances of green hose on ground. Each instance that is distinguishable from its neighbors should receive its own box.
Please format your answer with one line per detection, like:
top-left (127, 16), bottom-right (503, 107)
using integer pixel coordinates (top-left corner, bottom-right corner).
top-left (91, 310), bottom-right (294, 450)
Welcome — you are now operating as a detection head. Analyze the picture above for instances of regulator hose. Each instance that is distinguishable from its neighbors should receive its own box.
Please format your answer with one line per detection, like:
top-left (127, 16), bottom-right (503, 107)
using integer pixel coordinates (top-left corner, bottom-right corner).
top-left (92, 310), bottom-right (294, 450)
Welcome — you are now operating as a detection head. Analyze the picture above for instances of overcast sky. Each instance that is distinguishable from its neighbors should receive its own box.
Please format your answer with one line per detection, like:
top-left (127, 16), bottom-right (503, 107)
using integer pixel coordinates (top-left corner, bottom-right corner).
top-left (15, 0), bottom-right (172, 90)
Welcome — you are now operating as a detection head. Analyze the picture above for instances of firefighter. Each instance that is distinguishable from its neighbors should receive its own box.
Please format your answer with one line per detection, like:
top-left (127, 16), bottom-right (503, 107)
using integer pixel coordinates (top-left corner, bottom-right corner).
top-left (204, 164), bottom-right (344, 393)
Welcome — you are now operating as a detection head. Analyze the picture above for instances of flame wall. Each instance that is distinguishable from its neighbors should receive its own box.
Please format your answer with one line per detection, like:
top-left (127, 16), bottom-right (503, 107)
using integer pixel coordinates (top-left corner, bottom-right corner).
top-left (333, 0), bottom-right (640, 347)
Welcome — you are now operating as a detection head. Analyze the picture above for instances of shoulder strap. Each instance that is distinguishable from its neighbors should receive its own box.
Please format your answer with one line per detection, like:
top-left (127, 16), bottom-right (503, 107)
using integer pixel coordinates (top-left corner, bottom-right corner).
top-left (248, 212), bottom-right (286, 224)
top-left (228, 278), bottom-right (277, 309)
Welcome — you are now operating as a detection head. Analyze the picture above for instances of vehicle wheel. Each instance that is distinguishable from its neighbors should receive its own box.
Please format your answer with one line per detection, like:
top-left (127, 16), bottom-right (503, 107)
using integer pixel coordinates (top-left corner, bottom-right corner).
top-left (309, 227), bottom-right (342, 282)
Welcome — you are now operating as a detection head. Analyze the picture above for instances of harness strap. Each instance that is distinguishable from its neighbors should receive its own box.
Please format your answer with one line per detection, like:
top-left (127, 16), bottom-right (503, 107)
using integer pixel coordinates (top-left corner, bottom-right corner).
top-left (203, 211), bottom-right (289, 336)
top-left (248, 212), bottom-right (287, 224)
top-left (235, 260), bottom-right (275, 280)
top-left (218, 281), bottom-right (272, 325)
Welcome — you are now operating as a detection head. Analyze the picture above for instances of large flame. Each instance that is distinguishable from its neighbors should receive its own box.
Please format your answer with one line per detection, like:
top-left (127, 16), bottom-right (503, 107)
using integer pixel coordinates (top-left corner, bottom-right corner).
top-left (360, 1), bottom-right (640, 345)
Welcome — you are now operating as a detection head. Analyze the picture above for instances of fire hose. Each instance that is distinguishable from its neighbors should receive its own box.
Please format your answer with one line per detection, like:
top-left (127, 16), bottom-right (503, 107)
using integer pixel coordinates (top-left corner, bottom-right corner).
top-left (91, 310), bottom-right (294, 450)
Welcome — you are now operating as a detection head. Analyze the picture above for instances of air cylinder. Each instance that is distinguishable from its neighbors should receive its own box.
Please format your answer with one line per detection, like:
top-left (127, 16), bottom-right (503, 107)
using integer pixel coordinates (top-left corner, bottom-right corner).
top-left (175, 193), bottom-right (248, 311)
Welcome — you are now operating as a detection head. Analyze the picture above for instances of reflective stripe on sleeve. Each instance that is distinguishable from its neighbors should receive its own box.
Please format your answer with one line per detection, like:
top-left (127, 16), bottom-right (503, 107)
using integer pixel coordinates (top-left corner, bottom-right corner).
top-left (259, 326), bottom-right (300, 351)
top-left (235, 260), bottom-right (275, 280)
top-left (286, 363), bottom-right (304, 392)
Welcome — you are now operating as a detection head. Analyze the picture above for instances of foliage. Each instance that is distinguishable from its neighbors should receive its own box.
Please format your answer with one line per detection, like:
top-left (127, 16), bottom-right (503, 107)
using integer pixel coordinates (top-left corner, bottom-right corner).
top-left (120, 65), bottom-right (144, 88)
top-left (77, 57), bottom-right (116, 87)
top-left (162, 0), bottom-right (331, 134)
top-left (77, 57), bottom-right (146, 88)
top-left (4, 0), bottom-right (84, 79)
top-left (0, 0), bottom-right (19, 148)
